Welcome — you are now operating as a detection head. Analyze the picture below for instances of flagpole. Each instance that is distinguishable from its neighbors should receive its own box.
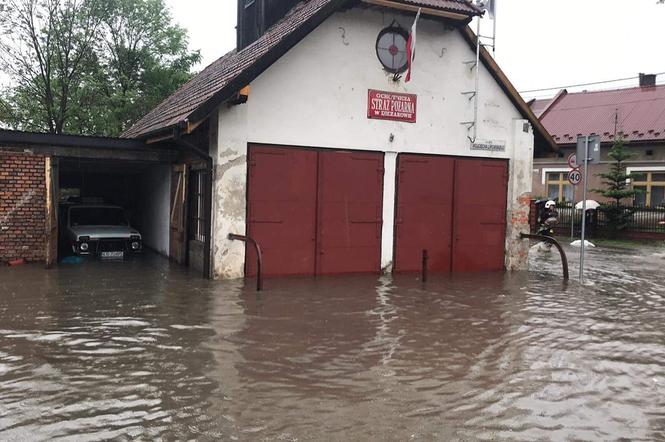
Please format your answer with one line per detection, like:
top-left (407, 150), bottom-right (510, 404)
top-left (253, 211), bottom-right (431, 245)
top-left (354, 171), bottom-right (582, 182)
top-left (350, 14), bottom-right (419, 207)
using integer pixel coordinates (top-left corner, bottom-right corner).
top-left (492, 1), bottom-right (497, 56)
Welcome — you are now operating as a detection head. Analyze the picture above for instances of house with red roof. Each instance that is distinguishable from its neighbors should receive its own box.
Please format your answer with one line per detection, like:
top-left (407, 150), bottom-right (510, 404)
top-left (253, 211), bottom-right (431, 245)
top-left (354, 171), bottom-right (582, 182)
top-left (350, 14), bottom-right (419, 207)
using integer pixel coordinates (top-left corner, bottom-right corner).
top-left (531, 74), bottom-right (665, 208)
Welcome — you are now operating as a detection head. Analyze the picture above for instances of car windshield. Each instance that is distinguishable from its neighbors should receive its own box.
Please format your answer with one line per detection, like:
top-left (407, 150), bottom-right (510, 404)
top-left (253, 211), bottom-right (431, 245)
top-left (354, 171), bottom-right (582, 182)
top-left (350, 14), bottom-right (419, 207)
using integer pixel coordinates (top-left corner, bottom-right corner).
top-left (70, 207), bottom-right (128, 227)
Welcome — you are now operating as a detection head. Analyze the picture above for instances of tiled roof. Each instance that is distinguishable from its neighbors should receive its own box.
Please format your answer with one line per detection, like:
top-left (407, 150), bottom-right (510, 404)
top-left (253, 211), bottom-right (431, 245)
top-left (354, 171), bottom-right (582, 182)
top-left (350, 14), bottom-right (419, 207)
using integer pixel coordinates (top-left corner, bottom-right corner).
top-left (533, 85), bottom-right (665, 145)
top-left (123, 0), bottom-right (481, 139)
top-left (397, 0), bottom-right (483, 15)
top-left (123, 0), bottom-right (333, 138)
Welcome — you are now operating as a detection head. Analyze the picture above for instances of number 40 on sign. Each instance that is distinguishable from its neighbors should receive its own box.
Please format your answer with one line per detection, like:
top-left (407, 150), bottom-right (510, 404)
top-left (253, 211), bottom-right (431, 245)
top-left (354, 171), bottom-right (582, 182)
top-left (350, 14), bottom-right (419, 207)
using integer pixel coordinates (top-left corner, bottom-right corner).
top-left (568, 168), bottom-right (581, 186)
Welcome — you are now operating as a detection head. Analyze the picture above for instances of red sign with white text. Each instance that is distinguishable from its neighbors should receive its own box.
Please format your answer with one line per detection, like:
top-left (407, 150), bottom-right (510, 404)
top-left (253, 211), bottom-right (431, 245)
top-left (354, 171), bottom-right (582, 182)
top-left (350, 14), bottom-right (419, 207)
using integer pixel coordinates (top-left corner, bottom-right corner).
top-left (368, 90), bottom-right (417, 123)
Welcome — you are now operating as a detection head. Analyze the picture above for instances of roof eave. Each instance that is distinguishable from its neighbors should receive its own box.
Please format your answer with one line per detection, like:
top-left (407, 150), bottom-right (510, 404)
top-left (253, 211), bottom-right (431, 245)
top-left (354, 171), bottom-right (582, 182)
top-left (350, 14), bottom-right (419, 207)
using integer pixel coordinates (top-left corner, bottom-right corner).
top-left (361, 0), bottom-right (480, 22)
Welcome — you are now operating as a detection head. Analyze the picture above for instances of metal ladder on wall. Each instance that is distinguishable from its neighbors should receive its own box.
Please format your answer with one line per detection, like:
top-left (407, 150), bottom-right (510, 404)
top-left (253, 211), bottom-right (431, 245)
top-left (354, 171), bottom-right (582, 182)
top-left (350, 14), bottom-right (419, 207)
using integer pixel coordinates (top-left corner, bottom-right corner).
top-left (460, 3), bottom-right (496, 144)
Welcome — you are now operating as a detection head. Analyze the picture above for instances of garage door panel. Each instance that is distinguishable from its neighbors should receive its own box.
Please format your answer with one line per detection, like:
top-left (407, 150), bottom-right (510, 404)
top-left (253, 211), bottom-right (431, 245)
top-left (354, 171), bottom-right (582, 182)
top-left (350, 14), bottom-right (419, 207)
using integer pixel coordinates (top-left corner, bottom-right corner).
top-left (394, 155), bottom-right (455, 273)
top-left (452, 159), bottom-right (508, 273)
top-left (318, 247), bottom-right (380, 274)
top-left (249, 222), bottom-right (313, 246)
top-left (318, 202), bottom-right (381, 223)
top-left (249, 201), bottom-right (314, 223)
top-left (317, 150), bottom-right (383, 275)
top-left (247, 146), bottom-right (317, 277)
top-left (319, 222), bottom-right (381, 247)
top-left (319, 153), bottom-right (383, 199)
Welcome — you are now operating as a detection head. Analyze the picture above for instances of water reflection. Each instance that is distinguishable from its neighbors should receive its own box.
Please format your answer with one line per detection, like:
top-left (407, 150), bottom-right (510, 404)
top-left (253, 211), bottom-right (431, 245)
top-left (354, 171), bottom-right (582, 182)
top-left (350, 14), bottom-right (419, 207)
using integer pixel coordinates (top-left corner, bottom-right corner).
top-left (0, 245), bottom-right (663, 440)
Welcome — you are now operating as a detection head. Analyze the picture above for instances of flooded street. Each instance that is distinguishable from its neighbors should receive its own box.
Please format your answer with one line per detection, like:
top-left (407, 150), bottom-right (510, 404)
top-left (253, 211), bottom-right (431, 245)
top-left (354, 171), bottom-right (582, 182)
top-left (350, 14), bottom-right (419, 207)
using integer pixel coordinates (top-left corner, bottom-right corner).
top-left (1, 244), bottom-right (664, 441)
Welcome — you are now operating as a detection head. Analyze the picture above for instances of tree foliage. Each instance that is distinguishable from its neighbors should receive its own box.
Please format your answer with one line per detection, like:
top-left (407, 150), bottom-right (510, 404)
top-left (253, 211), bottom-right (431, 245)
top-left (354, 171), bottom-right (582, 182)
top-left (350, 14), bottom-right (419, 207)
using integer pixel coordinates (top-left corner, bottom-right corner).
top-left (0, 0), bottom-right (200, 136)
top-left (592, 137), bottom-right (637, 236)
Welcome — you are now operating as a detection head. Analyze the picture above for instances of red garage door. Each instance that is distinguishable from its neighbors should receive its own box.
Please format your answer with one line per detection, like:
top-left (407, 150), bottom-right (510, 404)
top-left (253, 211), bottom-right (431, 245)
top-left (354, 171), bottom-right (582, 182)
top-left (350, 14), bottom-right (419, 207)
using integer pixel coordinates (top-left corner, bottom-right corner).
top-left (452, 159), bottom-right (508, 272)
top-left (247, 146), bottom-right (317, 277)
top-left (247, 145), bottom-right (383, 277)
top-left (317, 151), bottom-right (383, 275)
top-left (394, 154), bottom-right (508, 273)
top-left (394, 155), bottom-right (455, 272)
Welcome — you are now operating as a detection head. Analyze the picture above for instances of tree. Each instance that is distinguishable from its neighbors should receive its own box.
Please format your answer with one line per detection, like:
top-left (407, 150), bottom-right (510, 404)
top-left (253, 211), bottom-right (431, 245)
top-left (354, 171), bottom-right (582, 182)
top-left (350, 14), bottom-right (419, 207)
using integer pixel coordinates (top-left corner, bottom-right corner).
top-left (0, 0), bottom-right (102, 134)
top-left (90, 0), bottom-right (200, 135)
top-left (592, 137), bottom-right (637, 236)
top-left (0, 0), bottom-right (200, 136)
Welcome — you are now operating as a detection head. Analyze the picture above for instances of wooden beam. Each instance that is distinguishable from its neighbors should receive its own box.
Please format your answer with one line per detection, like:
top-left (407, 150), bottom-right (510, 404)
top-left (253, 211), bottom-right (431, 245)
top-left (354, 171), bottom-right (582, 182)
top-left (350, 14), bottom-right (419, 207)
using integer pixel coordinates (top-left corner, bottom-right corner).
top-left (146, 133), bottom-right (174, 145)
top-left (361, 0), bottom-right (471, 22)
top-left (0, 145), bottom-right (178, 163)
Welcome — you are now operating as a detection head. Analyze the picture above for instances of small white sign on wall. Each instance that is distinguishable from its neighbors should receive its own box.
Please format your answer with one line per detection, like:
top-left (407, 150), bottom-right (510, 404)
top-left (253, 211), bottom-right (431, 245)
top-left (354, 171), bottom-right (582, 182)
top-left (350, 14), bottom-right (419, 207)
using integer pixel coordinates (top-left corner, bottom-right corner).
top-left (471, 141), bottom-right (506, 152)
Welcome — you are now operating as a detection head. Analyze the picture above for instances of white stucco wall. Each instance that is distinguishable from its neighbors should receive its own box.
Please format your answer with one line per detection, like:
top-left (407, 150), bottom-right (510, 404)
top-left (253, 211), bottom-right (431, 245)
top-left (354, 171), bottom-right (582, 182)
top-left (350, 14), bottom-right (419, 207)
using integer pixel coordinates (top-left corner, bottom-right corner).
top-left (139, 165), bottom-right (171, 256)
top-left (212, 6), bottom-right (534, 279)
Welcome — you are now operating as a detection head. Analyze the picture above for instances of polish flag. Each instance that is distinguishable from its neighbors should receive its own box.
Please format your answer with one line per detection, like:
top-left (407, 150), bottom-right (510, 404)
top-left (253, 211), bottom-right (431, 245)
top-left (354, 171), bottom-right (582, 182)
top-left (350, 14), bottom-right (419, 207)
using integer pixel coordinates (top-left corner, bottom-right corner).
top-left (405, 8), bottom-right (421, 83)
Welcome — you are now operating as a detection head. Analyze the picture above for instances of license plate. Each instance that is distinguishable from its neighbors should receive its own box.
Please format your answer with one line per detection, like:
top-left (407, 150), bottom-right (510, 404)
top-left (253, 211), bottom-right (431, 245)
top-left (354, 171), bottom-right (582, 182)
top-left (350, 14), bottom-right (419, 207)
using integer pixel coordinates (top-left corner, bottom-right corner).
top-left (101, 251), bottom-right (124, 259)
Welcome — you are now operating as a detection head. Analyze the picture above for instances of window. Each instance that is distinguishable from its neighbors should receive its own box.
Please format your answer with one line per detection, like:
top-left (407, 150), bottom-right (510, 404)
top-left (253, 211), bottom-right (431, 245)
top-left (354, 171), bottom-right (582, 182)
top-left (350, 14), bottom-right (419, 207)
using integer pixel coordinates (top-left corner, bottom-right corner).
top-left (631, 171), bottom-right (665, 207)
top-left (545, 172), bottom-right (574, 203)
top-left (188, 170), bottom-right (206, 242)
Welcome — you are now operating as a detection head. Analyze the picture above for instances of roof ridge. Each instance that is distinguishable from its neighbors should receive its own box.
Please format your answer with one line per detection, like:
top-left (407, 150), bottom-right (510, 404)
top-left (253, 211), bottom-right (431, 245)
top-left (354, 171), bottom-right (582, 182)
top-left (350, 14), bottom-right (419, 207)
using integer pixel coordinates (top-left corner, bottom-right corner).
top-left (564, 82), bottom-right (665, 96)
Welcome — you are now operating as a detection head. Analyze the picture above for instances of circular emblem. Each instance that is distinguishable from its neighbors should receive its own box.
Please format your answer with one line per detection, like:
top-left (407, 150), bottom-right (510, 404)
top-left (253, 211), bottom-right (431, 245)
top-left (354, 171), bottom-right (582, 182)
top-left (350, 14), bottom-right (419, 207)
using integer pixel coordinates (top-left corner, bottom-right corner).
top-left (375, 26), bottom-right (409, 74)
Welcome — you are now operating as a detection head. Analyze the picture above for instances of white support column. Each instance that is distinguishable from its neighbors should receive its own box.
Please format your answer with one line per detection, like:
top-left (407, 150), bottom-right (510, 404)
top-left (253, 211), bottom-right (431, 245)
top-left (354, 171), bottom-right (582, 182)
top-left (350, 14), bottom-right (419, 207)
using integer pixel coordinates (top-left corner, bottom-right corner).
top-left (381, 152), bottom-right (398, 272)
top-left (505, 119), bottom-right (534, 271)
top-left (211, 106), bottom-right (250, 280)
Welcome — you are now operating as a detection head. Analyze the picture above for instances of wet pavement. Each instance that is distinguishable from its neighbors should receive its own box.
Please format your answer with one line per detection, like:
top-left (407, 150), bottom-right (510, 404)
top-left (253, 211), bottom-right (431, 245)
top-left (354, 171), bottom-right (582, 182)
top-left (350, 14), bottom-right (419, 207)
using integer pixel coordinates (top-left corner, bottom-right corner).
top-left (0, 244), bottom-right (664, 441)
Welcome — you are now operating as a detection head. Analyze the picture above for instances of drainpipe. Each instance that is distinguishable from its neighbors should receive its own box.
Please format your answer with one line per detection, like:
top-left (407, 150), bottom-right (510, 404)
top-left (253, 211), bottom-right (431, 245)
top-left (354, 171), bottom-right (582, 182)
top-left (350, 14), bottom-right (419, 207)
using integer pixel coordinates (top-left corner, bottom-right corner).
top-left (173, 122), bottom-right (213, 280)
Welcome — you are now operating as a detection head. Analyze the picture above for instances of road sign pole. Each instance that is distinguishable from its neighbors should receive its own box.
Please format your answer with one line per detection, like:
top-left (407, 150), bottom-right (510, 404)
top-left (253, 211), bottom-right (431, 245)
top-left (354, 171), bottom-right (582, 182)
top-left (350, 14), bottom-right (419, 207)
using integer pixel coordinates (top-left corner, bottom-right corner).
top-left (579, 136), bottom-right (589, 283)
top-left (571, 186), bottom-right (576, 240)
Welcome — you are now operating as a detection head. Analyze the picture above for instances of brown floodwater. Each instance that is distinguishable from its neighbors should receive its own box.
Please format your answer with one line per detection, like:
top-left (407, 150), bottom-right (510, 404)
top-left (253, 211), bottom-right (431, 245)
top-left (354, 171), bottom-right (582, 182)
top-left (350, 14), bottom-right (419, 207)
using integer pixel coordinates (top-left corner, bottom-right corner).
top-left (0, 243), bottom-right (664, 441)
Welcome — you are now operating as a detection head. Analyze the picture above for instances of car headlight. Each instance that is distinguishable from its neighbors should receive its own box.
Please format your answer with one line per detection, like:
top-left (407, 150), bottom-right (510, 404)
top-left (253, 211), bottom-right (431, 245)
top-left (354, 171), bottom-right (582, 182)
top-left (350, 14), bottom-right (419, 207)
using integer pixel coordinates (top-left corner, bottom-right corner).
top-left (80, 242), bottom-right (89, 252)
top-left (131, 241), bottom-right (141, 250)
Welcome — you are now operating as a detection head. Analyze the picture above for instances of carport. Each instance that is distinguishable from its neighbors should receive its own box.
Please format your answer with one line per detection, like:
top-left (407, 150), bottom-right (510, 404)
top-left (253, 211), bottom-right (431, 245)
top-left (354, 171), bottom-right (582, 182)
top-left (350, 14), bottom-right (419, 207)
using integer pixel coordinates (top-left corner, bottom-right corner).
top-left (0, 129), bottom-right (213, 278)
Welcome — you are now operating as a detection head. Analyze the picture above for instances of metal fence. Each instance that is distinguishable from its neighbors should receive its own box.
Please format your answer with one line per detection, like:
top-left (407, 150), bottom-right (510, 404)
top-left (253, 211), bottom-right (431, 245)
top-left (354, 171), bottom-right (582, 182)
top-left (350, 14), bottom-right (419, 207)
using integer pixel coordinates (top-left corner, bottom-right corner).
top-left (549, 203), bottom-right (665, 235)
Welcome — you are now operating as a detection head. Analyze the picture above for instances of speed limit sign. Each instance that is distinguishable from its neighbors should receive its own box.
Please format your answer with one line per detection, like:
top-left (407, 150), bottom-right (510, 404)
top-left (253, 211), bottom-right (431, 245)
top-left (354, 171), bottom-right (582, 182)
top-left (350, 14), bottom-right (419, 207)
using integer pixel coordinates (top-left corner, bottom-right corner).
top-left (568, 168), bottom-right (582, 185)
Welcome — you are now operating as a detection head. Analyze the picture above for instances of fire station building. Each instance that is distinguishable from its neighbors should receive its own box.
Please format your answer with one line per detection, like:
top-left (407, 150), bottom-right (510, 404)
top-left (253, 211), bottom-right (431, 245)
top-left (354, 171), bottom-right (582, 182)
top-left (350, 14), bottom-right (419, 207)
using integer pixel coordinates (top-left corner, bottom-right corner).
top-left (1, 0), bottom-right (555, 279)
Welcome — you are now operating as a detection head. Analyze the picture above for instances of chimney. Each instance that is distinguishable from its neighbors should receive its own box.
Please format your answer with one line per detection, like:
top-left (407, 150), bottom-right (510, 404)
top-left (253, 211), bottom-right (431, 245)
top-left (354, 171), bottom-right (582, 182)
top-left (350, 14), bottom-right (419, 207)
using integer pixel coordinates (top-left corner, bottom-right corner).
top-left (639, 73), bottom-right (657, 88)
top-left (237, 0), bottom-right (301, 50)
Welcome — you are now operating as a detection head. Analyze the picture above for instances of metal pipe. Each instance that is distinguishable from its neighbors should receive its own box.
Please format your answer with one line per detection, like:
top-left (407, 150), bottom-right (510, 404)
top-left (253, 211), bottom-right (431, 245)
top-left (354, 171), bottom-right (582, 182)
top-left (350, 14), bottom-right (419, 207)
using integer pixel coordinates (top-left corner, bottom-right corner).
top-left (228, 233), bottom-right (264, 291)
top-left (521, 233), bottom-right (569, 281)
top-left (421, 249), bottom-right (429, 283)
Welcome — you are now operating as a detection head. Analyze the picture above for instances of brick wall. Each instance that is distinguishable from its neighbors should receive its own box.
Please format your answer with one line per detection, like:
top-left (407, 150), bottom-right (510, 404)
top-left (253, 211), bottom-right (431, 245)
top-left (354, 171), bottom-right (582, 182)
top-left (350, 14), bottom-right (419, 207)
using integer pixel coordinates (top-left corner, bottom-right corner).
top-left (0, 152), bottom-right (47, 263)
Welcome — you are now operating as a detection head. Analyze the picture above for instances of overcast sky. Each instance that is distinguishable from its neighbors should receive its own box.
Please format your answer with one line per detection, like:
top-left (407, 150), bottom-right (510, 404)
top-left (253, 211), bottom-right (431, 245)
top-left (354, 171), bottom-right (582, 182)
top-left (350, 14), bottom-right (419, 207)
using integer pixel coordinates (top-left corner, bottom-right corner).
top-left (165, 0), bottom-right (665, 100)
